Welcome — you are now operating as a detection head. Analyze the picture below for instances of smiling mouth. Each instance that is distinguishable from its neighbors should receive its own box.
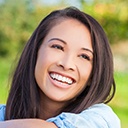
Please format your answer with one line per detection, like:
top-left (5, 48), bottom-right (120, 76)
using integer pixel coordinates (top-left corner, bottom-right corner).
top-left (49, 72), bottom-right (75, 85)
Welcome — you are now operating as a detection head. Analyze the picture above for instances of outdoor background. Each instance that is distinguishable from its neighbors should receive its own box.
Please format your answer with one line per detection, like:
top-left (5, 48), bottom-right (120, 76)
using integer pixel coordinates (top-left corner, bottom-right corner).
top-left (0, 0), bottom-right (128, 127)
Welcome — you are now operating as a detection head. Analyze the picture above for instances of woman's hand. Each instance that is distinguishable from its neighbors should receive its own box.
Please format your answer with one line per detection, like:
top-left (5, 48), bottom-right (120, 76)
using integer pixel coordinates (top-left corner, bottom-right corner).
top-left (0, 119), bottom-right (57, 128)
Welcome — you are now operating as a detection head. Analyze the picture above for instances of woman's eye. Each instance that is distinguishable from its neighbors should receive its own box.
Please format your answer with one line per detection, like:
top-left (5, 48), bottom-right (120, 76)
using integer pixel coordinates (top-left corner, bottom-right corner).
top-left (51, 44), bottom-right (64, 51)
top-left (79, 54), bottom-right (90, 61)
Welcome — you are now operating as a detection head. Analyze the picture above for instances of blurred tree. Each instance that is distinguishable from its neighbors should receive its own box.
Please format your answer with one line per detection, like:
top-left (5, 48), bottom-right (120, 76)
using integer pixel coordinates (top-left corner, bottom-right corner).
top-left (0, 0), bottom-right (35, 57)
top-left (79, 0), bottom-right (128, 44)
top-left (0, 0), bottom-right (65, 57)
top-left (0, 0), bottom-right (127, 58)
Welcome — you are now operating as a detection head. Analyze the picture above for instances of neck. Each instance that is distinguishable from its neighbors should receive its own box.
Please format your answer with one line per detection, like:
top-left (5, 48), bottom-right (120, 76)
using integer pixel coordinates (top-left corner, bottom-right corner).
top-left (39, 93), bottom-right (68, 120)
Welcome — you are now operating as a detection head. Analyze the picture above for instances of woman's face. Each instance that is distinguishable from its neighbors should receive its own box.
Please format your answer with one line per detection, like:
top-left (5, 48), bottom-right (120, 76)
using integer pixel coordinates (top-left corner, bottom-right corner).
top-left (35, 19), bottom-right (93, 104)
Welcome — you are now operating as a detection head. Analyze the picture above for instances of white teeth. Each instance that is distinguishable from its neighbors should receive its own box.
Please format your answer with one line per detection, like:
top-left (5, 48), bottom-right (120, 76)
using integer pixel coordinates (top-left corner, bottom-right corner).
top-left (62, 77), bottom-right (66, 82)
top-left (50, 73), bottom-right (73, 85)
top-left (67, 78), bottom-right (72, 84)
top-left (58, 75), bottom-right (62, 81)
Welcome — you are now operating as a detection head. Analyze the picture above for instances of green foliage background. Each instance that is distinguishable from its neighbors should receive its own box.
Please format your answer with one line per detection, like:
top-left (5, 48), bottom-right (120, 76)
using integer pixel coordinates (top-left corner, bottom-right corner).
top-left (0, 0), bottom-right (128, 57)
top-left (0, 0), bottom-right (128, 127)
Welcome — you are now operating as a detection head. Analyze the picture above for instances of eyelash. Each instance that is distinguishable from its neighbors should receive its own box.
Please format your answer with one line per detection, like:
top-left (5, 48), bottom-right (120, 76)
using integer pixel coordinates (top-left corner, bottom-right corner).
top-left (51, 44), bottom-right (90, 61)
top-left (79, 54), bottom-right (90, 61)
top-left (51, 44), bottom-right (64, 51)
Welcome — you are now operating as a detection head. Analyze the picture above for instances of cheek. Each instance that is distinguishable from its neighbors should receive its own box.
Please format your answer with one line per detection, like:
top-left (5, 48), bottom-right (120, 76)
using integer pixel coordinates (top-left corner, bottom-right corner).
top-left (35, 57), bottom-right (46, 74)
top-left (76, 65), bottom-right (92, 96)
top-left (35, 49), bottom-right (58, 81)
top-left (79, 62), bottom-right (92, 84)
top-left (34, 53), bottom-right (48, 82)
top-left (36, 49), bottom-right (53, 70)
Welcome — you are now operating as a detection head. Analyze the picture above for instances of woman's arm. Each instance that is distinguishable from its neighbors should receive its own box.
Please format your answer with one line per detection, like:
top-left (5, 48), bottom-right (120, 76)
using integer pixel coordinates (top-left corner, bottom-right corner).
top-left (0, 119), bottom-right (57, 128)
top-left (0, 105), bottom-right (57, 128)
top-left (0, 104), bottom-right (120, 128)
top-left (47, 104), bottom-right (120, 128)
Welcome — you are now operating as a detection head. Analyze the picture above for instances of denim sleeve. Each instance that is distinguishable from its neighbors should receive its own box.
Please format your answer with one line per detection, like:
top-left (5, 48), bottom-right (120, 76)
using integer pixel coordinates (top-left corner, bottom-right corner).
top-left (47, 103), bottom-right (121, 128)
top-left (0, 104), bottom-right (5, 121)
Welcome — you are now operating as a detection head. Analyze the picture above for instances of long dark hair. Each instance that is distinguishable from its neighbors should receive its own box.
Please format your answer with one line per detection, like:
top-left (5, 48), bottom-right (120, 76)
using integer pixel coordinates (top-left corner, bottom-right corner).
top-left (5, 6), bottom-right (115, 120)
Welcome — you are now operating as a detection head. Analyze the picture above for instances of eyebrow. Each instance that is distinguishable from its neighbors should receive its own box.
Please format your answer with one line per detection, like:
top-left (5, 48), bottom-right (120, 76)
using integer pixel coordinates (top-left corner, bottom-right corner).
top-left (82, 48), bottom-right (93, 55)
top-left (48, 38), bottom-right (67, 44)
top-left (48, 38), bottom-right (93, 54)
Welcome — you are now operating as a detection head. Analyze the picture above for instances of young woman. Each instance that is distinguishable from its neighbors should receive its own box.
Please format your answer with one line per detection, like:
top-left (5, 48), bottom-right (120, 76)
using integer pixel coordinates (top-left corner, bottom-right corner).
top-left (0, 7), bottom-right (120, 128)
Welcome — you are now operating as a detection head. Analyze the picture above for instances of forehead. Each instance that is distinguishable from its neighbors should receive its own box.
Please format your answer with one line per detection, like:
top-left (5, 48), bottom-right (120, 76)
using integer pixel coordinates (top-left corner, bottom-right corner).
top-left (43, 19), bottom-right (92, 50)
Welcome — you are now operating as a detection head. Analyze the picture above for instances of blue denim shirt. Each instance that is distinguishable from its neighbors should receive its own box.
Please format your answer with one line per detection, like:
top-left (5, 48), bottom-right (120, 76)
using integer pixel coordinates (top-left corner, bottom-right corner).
top-left (0, 103), bottom-right (120, 128)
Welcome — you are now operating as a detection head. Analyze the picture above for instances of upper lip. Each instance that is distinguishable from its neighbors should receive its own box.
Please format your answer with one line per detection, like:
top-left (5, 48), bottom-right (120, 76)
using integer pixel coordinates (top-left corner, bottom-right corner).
top-left (49, 71), bottom-right (76, 83)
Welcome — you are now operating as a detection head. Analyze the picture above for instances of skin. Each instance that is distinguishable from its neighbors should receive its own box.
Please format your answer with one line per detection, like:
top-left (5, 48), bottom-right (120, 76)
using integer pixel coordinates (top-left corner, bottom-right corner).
top-left (35, 19), bottom-right (93, 119)
top-left (0, 119), bottom-right (57, 128)
top-left (0, 19), bottom-right (93, 128)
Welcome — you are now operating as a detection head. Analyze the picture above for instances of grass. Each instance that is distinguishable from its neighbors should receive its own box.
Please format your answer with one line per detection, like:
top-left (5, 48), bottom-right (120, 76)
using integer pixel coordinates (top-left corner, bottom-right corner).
top-left (0, 57), bottom-right (12, 104)
top-left (0, 57), bottom-right (128, 127)
top-left (109, 72), bottom-right (128, 128)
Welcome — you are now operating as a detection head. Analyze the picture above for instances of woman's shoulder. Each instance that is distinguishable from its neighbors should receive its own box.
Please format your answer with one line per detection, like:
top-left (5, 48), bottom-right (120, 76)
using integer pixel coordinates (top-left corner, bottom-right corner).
top-left (47, 103), bottom-right (120, 128)
top-left (82, 103), bottom-right (117, 115)
top-left (80, 103), bottom-right (120, 128)
top-left (0, 104), bottom-right (6, 121)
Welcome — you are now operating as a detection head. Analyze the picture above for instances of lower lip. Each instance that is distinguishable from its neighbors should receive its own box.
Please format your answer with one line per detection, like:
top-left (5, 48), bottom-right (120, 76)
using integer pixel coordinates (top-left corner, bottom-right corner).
top-left (49, 74), bottom-right (72, 89)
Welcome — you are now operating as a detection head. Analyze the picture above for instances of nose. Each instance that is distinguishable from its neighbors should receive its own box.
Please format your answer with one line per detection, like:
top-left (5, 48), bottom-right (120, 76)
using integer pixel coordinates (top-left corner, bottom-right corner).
top-left (57, 55), bottom-right (76, 71)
